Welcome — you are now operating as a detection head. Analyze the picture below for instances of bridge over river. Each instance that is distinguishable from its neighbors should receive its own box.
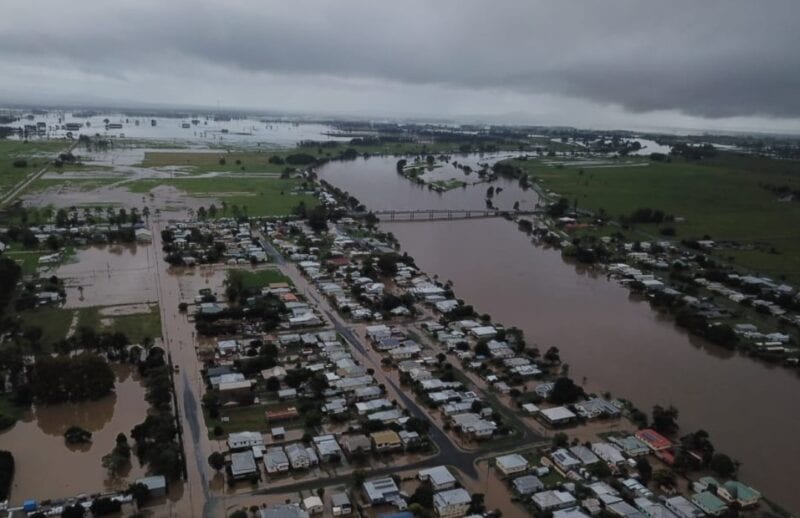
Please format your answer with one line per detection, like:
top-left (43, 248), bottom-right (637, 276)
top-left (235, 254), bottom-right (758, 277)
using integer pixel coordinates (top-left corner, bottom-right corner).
top-left (349, 208), bottom-right (543, 222)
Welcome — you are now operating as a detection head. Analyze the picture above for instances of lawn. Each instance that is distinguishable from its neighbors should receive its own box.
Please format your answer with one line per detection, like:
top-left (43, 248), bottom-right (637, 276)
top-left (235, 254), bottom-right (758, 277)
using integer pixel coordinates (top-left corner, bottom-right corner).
top-left (0, 139), bottom-right (69, 198)
top-left (18, 306), bottom-right (75, 347)
top-left (232, 268), bottom-right (290, 289)
top-left (4, 249), bottom-right (50, 275)
top-left (126, 176), bottom-right (317, 217)
top-left (16, 304), bottom-right (162, 351)
top-left (77, 304), bottom-right (163, 344)
top-left (510, 153), bottom-right (800, 282)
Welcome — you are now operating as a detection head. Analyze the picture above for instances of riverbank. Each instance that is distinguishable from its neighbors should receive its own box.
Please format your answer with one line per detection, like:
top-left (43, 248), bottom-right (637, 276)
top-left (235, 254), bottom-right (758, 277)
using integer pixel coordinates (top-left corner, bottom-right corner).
top-left (317, 153), bottom-right (800, 513)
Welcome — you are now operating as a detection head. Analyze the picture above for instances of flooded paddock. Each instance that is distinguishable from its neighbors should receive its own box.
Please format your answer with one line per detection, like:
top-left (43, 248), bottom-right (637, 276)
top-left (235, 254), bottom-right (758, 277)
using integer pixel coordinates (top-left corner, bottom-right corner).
top-left (0, 365), bottom-right (149, 504)
top-left (53, 244), bottom-right (157, 308)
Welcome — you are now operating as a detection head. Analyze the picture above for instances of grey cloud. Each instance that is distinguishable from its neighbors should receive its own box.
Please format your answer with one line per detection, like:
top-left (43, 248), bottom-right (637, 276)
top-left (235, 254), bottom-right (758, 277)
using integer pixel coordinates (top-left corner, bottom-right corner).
top-left (1, 0), bottom-right (799, 120)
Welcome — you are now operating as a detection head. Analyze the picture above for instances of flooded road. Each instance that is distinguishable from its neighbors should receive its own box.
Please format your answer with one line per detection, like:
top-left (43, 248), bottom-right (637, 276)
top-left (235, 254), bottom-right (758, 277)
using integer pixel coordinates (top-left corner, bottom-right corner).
top-left (0, 365), bottom-right (148, 504)
top-left (319, 155), bottom-right (800, 512)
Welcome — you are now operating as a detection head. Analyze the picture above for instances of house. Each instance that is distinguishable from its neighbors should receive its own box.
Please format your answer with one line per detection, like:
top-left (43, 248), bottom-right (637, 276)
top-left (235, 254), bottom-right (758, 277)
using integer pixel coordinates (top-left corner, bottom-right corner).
top-left (266, 407), bottom-right (300, 422)
top-left (569, 445), bottom-right (600, 465)
top-left (218, 380), bottom-right (254, 404)
top-left (610, 436), bottom-right (650, 457)
top-left (135, 228), bottom-right (153, 243)
top-left (635, 429), bottom-right (671, 452)
top-left (591, 442), bottom-right (625, 466)
top-left (664, 496), bottom-right (704, 518)
top-left (512, 475), bottom-right (544, 496)
top-left (522, 403), bottom-right (540, 414)
top-left (354, 385), bottom-right (382, 401)
top-left (433, 488), bottom-right (471, 517)
top-left (230, 451), bottom-right (258, 480)
top-left (634, 499), bottom-right (679, 518)
top-left (342, 434), bottom-right (372, 455)
top-left (302, 496), bottom-right (324, 515)
top-left (278, 388), bottom-right (298, 400)
top-left (470, 326), bottom-right (497, 339)
top-left (698, 478), bottom-right (761, 507)
top-left (399, 430), bottom-right (421, 449)
top-left (371, 430), bottom-right (402, 452)
top-left (551, 448), bottom-right (581, 472)
top-left (691, 492), bottom-right (727, 517)
top-left (495, 453), bottom-right (529, 476)
top-left (574, 398), bottom-right (621, 419)
top-left (264, 447), bottom-right (290, 474)
top-left (313, 435), bottom-right (343, 462)
top-left (228, 431), bottom-right (264, 450)
top-left (721, 480), bottom-right (761, 507)
top-left (331, 492), bottom-right (352, 516)
top-left (363, 477), bottom-right (401, 505)
top-left (356, 398), bottom-right (393, 415)
top-left (607, 501), bottom-right (646, 518)
top-left (285, 443), bottom-right (313, 469)
top-left (539, 406), bottom-right (577, 426)
top-left (553, 510), bottom-right (591, 518)
top-left (135, 475), bottom-right (167, 498)
top-left (367, 409), bottom-right (404, 424)
top-left (418, 466), bottom-right (457, 491)
top-left (450, 413), bottom-right (496, 439)
top-left (259, 504), bottom-right (310, 518)
top-left (532, 490), bottom-right (577, 511)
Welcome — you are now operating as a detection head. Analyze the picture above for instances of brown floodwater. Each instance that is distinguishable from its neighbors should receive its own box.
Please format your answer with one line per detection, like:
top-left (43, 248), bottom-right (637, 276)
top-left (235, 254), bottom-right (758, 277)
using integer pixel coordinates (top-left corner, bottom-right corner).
top-left (54, 243), bottom-right (158, 308)
top-left (319, 155), bottom-right (800, 513)
top-left (0, 365), bottom-right (149, 504)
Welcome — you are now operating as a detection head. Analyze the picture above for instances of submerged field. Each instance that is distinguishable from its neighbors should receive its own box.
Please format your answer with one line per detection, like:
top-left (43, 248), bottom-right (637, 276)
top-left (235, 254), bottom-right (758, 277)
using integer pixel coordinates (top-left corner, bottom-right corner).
top-left (510, 153), bottom-right (800, 282)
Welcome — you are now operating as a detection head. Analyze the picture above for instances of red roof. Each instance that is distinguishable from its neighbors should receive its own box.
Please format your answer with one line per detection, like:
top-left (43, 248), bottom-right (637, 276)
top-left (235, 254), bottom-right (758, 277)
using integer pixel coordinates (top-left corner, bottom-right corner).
top-left (635, 428), bottom-right (672, 451)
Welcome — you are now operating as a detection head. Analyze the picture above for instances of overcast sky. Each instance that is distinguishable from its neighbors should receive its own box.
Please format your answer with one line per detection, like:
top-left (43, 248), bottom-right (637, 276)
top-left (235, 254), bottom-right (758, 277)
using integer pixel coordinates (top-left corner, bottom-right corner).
top-left (2, 0), bottom-right (799, 133)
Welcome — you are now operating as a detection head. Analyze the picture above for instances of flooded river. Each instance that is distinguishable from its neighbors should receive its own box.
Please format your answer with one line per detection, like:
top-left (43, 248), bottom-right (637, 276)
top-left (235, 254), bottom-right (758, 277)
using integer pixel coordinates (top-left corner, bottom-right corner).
top-left (319, 155), bottom-right (800, 512)
top-left (0, 365), bottom-right (148, 504)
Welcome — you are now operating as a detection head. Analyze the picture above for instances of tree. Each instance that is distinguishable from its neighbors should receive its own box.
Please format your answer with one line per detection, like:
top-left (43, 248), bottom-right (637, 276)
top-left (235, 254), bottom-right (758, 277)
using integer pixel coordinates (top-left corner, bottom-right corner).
top-left (552, 432), bottom-right (569, 448)
top-left (544, 346), bottom-right (561, 364)
top-left (128, 482), bottom-right (151, 507)
top-left (103, 433), bottom-right (131, 475)
top-left (652, 405), bottom-right (679, 436)
top-left (0, 450), bottom-right (13, 501)
top-left (709, 453), bottom-right (737, 478)
top-left (61, 504), bottom-right (85, 517)
top-left (636, 457), bottom-right (653, 483)
top-left (307, 205), bottom-right (328, 232)
top-left (208, 451), bottom-right (225, 472)
top-left (90, 497), bottom-right (121, 515)
top-left (351, 469), bottom-right (367, 488)
top-left (64, 426), bottom-right (92, 444)
top-left (548, 377), bottom-right (584, 405)
top-left (409, 481), bottom-right (434, 507)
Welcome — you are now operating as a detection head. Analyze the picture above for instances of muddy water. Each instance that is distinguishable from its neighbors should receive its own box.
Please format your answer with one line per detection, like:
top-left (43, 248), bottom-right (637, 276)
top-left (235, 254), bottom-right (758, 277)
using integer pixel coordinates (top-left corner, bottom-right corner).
top-left (54, 244), bottom-right (158, 308)
top-left (319, 155), bottom-right (800, 513)
top-left (0, 365), bottom-right (148, 504)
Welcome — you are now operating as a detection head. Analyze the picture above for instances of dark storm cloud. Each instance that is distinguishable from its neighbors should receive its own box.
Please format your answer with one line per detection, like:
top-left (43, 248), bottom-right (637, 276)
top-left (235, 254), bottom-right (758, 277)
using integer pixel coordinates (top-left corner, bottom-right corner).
top-left (1, 0), bottom-right (799, 119)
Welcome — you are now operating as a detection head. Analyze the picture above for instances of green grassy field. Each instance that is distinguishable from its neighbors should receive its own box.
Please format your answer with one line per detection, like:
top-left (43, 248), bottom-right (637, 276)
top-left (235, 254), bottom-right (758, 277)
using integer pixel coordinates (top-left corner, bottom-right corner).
top-left (510, 153), bottom-right (800, 282)
top-left (126, 176), bottom-right (317, 217)
top-left (77, 304), bottom-right (163, 343)
top-left (16, 304), bottom-right (162, 351)
top-left (18, 306), bottom-right (75, 346)
top-left (0, 140), bottom-right (69, 196)
top-left (231, 268), bottom-right (290, 289)
top-left (141, 150), bottom-right (290, 173)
